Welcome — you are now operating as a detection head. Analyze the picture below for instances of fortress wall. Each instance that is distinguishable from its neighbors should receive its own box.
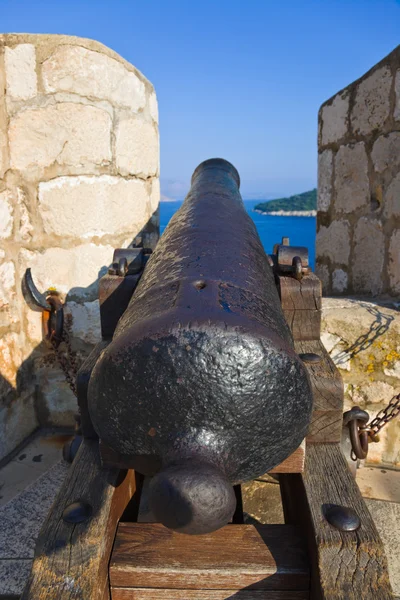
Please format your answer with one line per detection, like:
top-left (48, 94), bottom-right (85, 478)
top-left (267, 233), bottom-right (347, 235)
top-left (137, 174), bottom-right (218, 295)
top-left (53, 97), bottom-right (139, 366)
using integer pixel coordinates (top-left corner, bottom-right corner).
top-left (321, 298), bottom-right (399, 468)
top-left (317, 45), bottom-right (400, 297)
top-left (0, 34), bottom-right (159, 460)
top-left (317, 46), bottom-right (400, 467)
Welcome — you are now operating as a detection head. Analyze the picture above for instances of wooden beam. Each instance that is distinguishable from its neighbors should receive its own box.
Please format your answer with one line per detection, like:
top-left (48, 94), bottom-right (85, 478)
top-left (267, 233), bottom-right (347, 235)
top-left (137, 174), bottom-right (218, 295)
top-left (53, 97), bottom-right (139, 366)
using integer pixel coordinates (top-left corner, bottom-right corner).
top-left (268, 439), bottom-right (305, 474)
top-left (279, 272), bottom-right (322, 341)
top-left (280, 444), bottom-right (393, 599)
top-left (21, 440), bottom-right (136, 600)
top-left (112, 589), bottom-right (309, 599)
top-left (295, 339), bottom-right (344, 443)
top-left (110, 523), bottom-right (309, 592)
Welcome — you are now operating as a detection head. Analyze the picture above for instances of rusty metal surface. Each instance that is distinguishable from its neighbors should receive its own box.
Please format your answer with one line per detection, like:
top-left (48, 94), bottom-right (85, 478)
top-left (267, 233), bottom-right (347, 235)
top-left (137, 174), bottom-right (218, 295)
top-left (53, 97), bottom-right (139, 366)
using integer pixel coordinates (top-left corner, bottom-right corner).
top-left (99, 273), bottom-right (141, 339)
top-left (88, 159), bottom-right (313, 533)
top-left (277, 244), bottom-right (309, 267)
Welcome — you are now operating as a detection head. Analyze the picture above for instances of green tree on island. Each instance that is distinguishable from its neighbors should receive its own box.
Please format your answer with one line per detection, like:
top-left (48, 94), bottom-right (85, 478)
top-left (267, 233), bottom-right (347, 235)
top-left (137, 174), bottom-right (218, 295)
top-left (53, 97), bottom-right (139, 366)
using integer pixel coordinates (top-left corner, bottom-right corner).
top-left (255, 189), bottom-right (316, 213)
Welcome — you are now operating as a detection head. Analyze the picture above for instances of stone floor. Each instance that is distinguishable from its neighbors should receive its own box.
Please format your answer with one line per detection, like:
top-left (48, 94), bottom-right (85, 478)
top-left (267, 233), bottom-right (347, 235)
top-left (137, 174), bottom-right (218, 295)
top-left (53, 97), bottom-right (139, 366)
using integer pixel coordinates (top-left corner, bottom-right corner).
top-left (0, 435), bottom-right (399, 598)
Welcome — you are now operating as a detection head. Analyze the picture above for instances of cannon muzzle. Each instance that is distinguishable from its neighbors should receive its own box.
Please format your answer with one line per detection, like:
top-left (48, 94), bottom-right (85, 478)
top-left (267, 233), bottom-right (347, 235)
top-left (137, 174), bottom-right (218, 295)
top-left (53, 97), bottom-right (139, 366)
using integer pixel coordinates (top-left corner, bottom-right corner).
top-left (88, 158), bottom-right (313, 534)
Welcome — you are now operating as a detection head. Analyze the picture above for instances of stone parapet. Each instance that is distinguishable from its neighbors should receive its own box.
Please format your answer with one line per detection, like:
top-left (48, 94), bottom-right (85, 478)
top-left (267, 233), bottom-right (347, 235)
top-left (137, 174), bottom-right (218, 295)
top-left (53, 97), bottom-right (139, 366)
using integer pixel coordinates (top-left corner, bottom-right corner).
top-left (317, 45), bottom-right (400, 296)
top-left (0, 34), bottom-right (159, 460)
top-left (321, 297), bottom-right (400, 467)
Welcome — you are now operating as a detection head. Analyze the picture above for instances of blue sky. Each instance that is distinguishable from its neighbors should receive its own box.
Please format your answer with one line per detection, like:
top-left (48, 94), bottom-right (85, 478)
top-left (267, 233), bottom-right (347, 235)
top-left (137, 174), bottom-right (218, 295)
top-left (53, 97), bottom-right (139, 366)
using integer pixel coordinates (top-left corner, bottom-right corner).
top-left (2, 0), bottom-right (400, 198)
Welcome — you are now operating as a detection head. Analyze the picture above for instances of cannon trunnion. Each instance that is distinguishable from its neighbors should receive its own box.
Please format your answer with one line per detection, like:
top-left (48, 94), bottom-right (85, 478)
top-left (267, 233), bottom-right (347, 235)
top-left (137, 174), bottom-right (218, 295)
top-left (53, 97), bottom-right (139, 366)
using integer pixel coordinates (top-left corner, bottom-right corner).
top-left (88, 159), bottom-right (313, 534)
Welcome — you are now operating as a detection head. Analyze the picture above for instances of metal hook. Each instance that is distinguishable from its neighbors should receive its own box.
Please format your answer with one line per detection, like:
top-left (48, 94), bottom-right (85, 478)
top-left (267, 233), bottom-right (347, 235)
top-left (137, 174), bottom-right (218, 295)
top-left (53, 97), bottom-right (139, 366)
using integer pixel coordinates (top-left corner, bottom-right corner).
top-left (22, 268), bottom-right (64, 347)
top-left (22, 268), bottom-right (50, 311)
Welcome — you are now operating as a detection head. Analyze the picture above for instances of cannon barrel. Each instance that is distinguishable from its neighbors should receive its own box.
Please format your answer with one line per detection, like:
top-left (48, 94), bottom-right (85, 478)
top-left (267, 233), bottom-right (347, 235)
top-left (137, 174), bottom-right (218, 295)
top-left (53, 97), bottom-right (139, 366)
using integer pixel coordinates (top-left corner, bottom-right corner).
top-left (88, 158), bottom-right (313, 534)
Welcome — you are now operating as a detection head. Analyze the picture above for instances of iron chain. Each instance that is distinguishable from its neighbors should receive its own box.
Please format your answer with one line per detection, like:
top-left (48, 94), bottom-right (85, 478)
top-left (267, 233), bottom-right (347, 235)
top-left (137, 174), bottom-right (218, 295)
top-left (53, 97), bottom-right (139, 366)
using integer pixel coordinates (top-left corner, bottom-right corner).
top-left (51, 314), bottom-right (79, 397)
top-left (362, 393), bottom-right (400, 439)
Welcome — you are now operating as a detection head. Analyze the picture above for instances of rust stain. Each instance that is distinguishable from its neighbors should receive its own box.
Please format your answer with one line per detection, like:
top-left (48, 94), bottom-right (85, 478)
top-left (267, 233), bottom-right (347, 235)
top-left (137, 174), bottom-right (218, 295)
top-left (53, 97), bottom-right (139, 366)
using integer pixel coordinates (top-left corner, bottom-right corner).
top-left (42, 434), bottom-right (73, 448)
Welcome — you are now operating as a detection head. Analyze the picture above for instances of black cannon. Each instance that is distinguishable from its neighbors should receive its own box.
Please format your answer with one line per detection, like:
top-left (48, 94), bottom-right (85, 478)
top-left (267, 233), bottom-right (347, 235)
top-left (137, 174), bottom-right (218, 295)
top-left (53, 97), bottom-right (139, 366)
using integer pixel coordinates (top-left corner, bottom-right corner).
top-left (22, 160), bottom-right (394, 600)
top-left (88, 159), bottom-right (313, 534)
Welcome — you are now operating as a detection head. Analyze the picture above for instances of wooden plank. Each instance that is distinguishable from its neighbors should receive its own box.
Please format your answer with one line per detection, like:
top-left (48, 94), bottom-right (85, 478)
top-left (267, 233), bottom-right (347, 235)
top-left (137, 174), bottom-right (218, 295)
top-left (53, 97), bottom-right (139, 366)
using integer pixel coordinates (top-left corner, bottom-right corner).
top-left (21, 440), bottom-right (136, 600)
top-left (294, 340), bottom-right (343, 443)
top-left (110, 523), bottom-right (309, 591)
top-left (279, 272), bottom-right (322, 341)
top-left (279, 272), bottom-right (322, 311)
top-left (112, 589), bottom-right (309, 599)
top-left (268, 439), bottom-right (305, 473)
top-left (283, 308), bottom-right (321, 341)
top-left (280, 444), bottom-right (393, 600)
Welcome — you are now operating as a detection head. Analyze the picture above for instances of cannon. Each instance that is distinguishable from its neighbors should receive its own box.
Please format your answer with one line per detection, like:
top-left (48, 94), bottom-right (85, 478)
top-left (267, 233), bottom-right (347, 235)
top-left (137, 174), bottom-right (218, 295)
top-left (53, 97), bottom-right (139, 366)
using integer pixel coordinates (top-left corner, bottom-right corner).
top-left (88, 158), bottom-right (313, 534)
top-left (22, 159), bottom-right (393, 600)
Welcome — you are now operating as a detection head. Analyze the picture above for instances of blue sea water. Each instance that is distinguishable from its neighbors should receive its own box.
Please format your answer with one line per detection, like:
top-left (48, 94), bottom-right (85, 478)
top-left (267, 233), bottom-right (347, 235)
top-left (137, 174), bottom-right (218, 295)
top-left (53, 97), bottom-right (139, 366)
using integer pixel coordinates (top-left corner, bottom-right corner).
top-left (159, 199), bottom-right (316, 269)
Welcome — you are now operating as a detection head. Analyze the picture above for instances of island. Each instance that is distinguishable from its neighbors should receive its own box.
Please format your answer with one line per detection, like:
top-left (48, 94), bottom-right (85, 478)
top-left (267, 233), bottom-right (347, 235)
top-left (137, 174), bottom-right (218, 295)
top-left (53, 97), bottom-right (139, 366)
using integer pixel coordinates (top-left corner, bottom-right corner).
top-left (254, 189), bottom-right (316, 216)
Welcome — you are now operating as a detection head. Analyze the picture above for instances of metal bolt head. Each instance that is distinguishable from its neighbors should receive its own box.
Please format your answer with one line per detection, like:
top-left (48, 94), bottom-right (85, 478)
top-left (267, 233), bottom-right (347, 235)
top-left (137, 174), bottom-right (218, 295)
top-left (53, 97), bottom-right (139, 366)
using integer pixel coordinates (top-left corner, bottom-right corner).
top-left (299, 353), bottom-right (322, 364)
top-left (325, 504), bottom-right (361, 532)
top-left (62, 501), bottom-right (92, 524)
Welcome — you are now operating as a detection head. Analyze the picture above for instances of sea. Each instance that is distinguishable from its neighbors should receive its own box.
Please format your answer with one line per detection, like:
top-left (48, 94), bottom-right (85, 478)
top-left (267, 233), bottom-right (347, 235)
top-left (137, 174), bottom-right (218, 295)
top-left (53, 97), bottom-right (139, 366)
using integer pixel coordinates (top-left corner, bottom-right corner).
top-left (160, 199), bottom-right (316, 269)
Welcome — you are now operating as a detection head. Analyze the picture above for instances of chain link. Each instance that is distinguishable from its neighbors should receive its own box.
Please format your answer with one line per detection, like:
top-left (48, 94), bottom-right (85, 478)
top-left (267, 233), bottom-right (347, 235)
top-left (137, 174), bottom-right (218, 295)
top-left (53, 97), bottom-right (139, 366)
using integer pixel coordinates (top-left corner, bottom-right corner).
top-left (363, 393), bottom-right (400, 438)
top-left (51, 313), bottom-right (80, 397)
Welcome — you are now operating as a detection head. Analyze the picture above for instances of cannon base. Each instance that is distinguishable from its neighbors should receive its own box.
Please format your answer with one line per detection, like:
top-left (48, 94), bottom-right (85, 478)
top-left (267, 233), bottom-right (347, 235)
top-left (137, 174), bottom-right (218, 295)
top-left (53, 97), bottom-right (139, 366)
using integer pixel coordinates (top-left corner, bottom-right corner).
top-left (21, 244), bottom-right (393, 599)
top-left (21, 439), bottom-right (393, 600)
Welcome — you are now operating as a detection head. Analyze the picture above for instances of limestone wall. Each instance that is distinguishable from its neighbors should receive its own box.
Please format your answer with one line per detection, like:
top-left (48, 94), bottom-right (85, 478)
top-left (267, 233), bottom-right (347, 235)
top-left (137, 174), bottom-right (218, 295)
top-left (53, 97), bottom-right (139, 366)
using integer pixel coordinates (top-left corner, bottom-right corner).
top-left (317, 45), bottom-right (400, 296)
top-left (0, 34), bottom-right (159, 460)
top-left (321, 298), bottom-right (399, 468)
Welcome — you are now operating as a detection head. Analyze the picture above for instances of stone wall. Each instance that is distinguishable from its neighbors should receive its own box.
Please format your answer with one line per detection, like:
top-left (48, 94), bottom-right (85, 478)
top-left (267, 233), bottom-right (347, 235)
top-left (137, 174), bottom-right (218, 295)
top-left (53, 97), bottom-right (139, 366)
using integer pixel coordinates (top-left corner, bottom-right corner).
top-left (317, 45), bottom-right (400, 296)
top-left (321, 297), bottom-right (399, 468)
top-left (0, 34), bottom-right (159, 461)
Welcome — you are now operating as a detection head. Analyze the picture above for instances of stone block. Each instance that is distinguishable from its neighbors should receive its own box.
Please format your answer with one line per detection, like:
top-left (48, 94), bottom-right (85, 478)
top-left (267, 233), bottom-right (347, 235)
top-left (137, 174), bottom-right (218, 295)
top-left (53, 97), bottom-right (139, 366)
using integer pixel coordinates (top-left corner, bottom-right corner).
top-left (0, 61), bottom-right (7, 180)
top-left (38, 175), bottom-right (149, 239)
top-left (365, 416), bottom-right (399, 467)
top-left (315, 262), bottom-right (330, 292)
top-left (389, 229), bottom-right (400, 294)
top-left (0, 130), bottom-right (7, 180)
top-left (384, 173), bottom-right (400, 217)
top-left (332, 268), bottom-right (348, 293)
top-left (9, 103), bottom-right (112, 173)
top-left (317, 149), bottom-right (333, 212)
top-left (0, 391), bottom-right (38, 462)
top-left (320, 91), bottom-right (349, 146)
top-left (149, 91), bottom-right (159, 123)
top-left (350, 380), bottom-right (396, 406)
top-left (42, 45), bottom-right (146, 112)
top-left (65, 300), bottom-right (101, 345)
top-left (352, 218), bottom-right (384, 294)
top-left (317, 220), bottom-right (350, 264)
top-left (150, 178), bottom-right (160, 213)
top-left (19, 243), bottom-right (114, 299)
top-left (35, 365), bottom-right (76, 427)
top-left (25, 309), bottom-right (42, 345)
top-left (0, 458), bottom-right (68, 594)
top-left (0, 190), bottom-right (13, 239)
top-left (0, 559), bottom-right (32, 596)
top-left (365, 499), bottom-right (400, 595)
top-left (321, 297), bottom-right (400, 467)
top-left (0, 332), bottom-right (22, 390)
top-left (0, 261), bottom-right (15, 309)
top-left (334, 142), bottom-right (369, 213)
top-left (371, 132), bottom-right (400, 174)
top-left (16, 187), bottom-right (33, 242)
top-left (321, 331), bottom-right (341, 353)
top-left (395, 69), bottom-right (400, 121)
top-left (4, 44), bottom-right (37, 100)
top-left (116, 118), bottom-right (159, 177)
top-left (351, 66), bottom-right (392, 135)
